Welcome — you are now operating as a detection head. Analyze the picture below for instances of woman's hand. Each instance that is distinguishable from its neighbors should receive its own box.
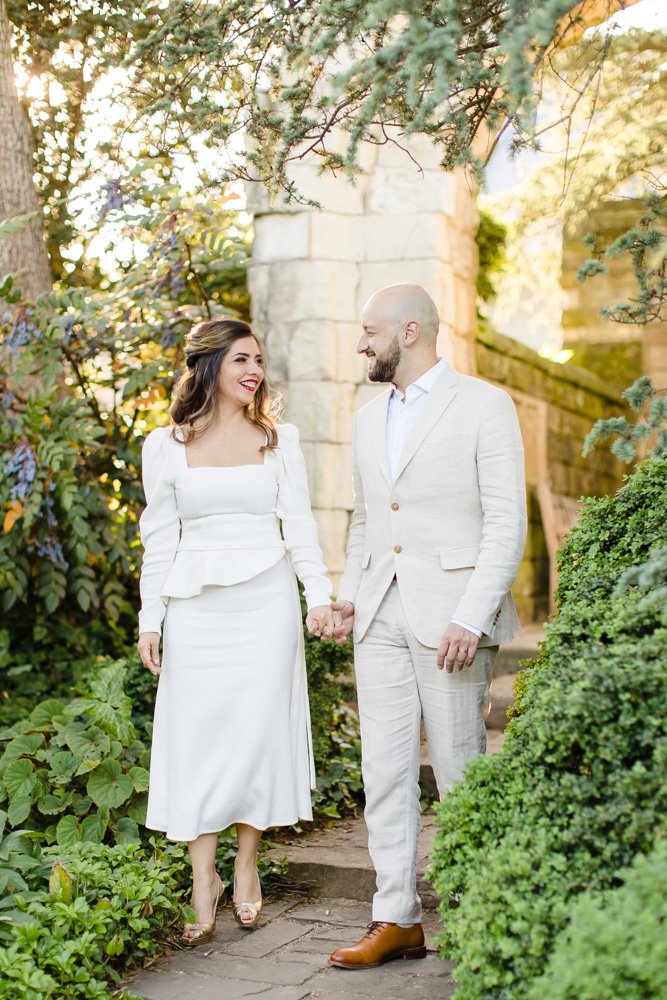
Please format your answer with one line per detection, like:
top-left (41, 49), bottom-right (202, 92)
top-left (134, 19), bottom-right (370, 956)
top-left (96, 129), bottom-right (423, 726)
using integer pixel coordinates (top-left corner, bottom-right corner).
top-left (137, 631), bottom-right (161, 676)
top-left (306, 605), bottom-right (335, 640)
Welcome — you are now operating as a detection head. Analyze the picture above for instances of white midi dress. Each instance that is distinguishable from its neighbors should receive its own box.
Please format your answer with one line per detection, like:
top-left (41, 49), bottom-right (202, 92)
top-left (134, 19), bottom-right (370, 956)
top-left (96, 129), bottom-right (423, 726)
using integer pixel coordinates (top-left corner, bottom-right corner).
top-left (137, 423), bottom-right (332, 842)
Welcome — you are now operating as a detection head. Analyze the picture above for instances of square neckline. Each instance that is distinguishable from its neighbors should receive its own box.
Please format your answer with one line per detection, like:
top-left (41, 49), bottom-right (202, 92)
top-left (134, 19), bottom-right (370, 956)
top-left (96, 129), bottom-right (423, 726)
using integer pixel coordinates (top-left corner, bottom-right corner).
top-left (171, 425), bottom-right (271, 470)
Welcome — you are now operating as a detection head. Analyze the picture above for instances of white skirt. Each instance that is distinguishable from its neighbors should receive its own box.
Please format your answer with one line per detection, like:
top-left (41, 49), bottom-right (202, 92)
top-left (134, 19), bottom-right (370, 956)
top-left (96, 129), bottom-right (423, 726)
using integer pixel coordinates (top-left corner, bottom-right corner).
top-left (145, 557), bottom-right (315, 841)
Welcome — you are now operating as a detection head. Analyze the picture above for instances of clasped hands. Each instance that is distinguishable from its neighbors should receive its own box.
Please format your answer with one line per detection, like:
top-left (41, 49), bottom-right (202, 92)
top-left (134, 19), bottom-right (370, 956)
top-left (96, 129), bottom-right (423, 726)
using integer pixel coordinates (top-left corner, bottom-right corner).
top-left (307, 604), bottom-right (480, 671)
top-left (305, 600), bottom-right (354, 644)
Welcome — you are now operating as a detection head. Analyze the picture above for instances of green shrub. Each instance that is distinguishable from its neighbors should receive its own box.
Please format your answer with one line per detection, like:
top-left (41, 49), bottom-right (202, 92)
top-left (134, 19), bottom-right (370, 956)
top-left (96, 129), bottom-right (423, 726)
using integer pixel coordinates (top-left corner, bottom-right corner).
top-left (530, 840), bottom-right (667, 1000)
top-left (429, 456), bottom-right (667, 1000)
top-left (302, 595), bottom-right (363, 821)
top-left (0, 661), bottom-right (149, 844)
top-left (0, 839), bottom-right (192, 999)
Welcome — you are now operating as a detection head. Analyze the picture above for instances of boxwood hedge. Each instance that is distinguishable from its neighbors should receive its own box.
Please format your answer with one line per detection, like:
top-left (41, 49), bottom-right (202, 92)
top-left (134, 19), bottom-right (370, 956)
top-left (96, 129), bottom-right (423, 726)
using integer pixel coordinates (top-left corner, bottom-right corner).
top-left (429, 457), bottom-right (667, 999)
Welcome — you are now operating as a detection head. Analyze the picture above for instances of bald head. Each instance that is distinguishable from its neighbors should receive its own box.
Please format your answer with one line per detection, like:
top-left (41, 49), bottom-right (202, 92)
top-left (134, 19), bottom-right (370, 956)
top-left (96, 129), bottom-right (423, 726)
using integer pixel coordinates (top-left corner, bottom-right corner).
top-left (358, 283), bottom-right (441, 391)
top-left (362, 284), bottom-right (440, 344)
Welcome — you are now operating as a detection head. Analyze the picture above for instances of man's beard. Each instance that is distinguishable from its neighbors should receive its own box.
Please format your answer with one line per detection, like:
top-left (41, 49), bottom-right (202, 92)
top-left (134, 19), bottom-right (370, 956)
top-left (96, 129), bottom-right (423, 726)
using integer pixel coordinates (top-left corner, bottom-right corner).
top-left (368, 335), bottom-right (401, 383)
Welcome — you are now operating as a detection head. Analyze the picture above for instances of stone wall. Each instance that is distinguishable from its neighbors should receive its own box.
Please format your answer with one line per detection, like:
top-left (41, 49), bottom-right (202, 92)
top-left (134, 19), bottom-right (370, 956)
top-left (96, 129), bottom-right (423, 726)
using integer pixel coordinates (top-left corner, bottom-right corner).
top-left (248, 149), bottom-right (632, 626)
top-left (476, 325), bottom-right (626, 622)
top-left (248, 138), bottom-right (480, 580)
top-left (562, 199), bottom-right (667, 393)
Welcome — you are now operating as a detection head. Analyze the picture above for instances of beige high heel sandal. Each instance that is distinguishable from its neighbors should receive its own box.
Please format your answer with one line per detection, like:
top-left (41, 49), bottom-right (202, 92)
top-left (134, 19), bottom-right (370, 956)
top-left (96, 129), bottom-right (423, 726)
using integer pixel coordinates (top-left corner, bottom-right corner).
top-left (182, 874), bottom-right (226, 946)
top-left (232, 872), bottom-right (263, 929)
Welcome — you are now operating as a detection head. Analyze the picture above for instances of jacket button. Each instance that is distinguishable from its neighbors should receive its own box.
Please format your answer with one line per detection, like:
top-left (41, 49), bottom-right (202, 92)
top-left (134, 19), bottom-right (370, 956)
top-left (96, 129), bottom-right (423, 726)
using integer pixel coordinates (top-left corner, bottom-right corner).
top-left (394, 544), bottom-right (402, 553)
top-left (391, 502), bottom-right (399, 511)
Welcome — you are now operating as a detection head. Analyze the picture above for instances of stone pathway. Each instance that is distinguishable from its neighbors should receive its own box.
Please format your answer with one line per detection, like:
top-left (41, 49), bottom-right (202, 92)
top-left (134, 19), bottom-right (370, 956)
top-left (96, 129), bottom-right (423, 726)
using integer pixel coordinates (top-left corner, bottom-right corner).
top-left (125, 897), bottom-right (454, 1000)
top-left (123, 627), bottom-right (543, 999)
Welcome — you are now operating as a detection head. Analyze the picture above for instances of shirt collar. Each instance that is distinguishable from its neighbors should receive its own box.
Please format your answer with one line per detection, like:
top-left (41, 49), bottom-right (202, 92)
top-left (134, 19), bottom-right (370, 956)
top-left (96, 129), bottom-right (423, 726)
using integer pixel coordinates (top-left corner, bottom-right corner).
top-left (391, 358), bottom-right (446, 400)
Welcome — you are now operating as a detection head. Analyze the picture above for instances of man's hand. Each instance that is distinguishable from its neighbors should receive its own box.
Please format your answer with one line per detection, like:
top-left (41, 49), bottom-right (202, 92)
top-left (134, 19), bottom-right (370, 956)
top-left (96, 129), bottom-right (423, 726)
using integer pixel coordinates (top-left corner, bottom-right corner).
top-left (437, 622), bottom-right (480, 672)
top-left (331, 600), bottom-right (354, 643)
top-left (137, 631), bottom-right (161, 676)
top-left (307, 605), bottom-right (335, 639)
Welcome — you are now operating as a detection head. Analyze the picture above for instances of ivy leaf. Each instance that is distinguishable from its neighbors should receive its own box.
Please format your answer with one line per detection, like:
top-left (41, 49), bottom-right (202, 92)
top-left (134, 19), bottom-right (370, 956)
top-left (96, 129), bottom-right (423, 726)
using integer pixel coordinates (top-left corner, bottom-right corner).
top-left (87, 760), bottom-right (134, 809)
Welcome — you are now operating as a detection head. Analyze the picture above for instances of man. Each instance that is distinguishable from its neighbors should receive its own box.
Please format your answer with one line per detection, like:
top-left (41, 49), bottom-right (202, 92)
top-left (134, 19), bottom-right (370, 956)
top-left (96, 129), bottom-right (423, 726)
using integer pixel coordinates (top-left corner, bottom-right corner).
top-left (328, 283), bottom-right (526, 969)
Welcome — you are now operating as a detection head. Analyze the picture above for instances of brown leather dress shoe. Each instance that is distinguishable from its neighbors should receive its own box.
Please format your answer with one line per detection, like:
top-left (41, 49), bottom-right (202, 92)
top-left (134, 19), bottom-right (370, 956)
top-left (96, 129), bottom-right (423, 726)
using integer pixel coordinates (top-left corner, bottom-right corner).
top-left (329, 921), bottom-right (426, 969)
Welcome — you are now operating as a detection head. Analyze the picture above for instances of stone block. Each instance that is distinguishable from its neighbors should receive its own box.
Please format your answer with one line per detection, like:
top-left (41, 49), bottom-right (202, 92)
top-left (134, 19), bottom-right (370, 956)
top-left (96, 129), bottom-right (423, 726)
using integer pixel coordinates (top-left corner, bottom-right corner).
top-left (220, 920), bottom-right (315, 958)
top-left (335, 323), bottom-right (368, 384)
top-left (357, 259), bottom-right (451, 316)
top-left (252, 214), bottom-right (310, 262)
top-left (309, 213), bottom-right (365, 262)
top-left (372, 128), bottom-right (444, 171)
top-left (361, 212), bottom-right (452, 264)
top-left (306, 961), bottom-right (455, 998)
top-left (250, 260), bottom-right (359, 324)
top-left (282, 320), bottom-right (340, 382)
top-left (186, 953), bottom-right (321, 987)
top-left (368, 165), bottom-right (459, 217)
top-left (454, 274), bottom-right (477, 337)
top-left (312, 508), bottom-right (352, 579)
top-left (281, 162), bottom-right (369, 215)
top-left (355, 382), bottom-right (387, 412)
top-left (300, 442), bottom-right (353, 508)
top-left (286, 381), bottom-right (356, 444)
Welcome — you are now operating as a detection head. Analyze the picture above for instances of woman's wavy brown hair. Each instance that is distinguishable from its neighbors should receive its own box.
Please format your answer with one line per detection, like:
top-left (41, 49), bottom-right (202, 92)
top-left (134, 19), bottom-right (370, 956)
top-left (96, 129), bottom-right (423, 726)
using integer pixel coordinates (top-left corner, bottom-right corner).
top-left (169, 318), bottom-right (280, 449)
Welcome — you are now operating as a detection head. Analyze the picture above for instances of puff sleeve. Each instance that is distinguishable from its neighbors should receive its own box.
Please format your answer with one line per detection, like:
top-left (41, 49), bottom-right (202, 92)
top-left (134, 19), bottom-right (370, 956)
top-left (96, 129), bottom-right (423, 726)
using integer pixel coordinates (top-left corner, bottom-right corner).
top-left (276, 424), bottom-right (333, 610)
top-left (138, 427), bottom-right (181, 636)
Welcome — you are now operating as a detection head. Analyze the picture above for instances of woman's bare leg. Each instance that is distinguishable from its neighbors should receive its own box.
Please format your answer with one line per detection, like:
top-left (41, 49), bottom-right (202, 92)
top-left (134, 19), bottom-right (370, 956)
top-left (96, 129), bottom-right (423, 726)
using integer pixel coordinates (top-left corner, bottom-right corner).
top-left (234, 823), bottom-right (262, 902)
top-left (186, 832), bottom-right (220, 932)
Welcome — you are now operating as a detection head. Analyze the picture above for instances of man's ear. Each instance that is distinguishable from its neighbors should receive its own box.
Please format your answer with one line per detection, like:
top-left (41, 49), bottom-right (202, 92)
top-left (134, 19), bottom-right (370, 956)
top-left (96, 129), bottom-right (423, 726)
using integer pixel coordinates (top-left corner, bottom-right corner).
top-left (403, 320), bottom-right (420, 346)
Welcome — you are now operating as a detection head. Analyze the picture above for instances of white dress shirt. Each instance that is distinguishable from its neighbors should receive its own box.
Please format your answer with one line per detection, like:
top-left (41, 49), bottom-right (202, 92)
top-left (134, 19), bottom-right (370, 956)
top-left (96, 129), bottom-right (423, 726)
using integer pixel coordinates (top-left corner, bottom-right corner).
top-left (386, 359), bottom-right (483, 639)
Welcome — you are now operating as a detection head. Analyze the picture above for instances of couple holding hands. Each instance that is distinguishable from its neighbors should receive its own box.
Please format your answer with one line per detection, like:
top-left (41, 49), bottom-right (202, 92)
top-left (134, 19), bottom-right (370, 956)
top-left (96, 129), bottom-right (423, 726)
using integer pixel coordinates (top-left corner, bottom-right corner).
top-left (136, 283), bottom-right (527, 969)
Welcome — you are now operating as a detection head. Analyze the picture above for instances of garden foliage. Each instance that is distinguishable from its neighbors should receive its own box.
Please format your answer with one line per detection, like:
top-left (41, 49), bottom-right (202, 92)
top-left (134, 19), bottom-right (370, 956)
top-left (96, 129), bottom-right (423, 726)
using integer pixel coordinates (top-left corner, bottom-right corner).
top-left (430, 452), bottom-right (667, 999)
top-left (530, 839), bottom-right (667, 1000)
top-left (0, 659), bottom-right (289, 996)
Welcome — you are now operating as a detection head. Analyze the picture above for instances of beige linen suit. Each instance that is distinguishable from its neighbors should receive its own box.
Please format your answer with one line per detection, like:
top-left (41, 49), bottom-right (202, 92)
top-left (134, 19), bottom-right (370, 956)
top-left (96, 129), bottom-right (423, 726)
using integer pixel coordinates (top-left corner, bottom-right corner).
top-left (337, 360), bottom-right (526, 923)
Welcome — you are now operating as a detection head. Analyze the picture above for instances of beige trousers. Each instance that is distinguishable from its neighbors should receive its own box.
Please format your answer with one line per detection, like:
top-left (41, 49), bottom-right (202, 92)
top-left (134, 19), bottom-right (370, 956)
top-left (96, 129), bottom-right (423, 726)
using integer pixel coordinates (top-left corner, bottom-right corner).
top-left (355, 580), bottom-right (498, 924)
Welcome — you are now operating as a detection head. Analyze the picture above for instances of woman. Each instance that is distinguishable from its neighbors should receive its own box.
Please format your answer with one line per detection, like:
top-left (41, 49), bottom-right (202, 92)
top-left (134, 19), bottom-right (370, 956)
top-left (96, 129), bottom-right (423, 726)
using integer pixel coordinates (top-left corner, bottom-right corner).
top-left (136, 317), bottom-right (335, 944)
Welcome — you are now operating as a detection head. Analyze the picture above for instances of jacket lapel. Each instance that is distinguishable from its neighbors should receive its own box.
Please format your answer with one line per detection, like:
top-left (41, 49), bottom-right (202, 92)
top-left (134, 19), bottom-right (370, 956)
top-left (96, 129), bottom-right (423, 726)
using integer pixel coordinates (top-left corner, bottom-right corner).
top-left (393, 363), bottom-right (459, 482)
top-left (363, 388), bottom-right (392, 485)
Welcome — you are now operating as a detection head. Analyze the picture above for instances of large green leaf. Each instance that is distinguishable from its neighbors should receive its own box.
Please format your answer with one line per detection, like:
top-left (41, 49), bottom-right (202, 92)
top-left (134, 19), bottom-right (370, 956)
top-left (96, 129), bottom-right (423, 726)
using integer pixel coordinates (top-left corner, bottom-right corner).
top-left (47, 750), bottom-right (81, 784)
top-left (86, 760), bottom-right (134, 809)
top-left (112, 816), bottom-right (141, 844)
top-left (29, 700), bottom-right (66, 731)
top-left (7, 796), bottom-right (33, 826)
top-left (128, 767), bottom-right (150, 793)
top-left (81, 811), bottom-right (107, 843)
top-left (55, 815), bottom-right (82, 847)
top-left (4, 759), bottom-right (36, 800)
top-left (58, 722), bottom-right (111, 759)
top-left (125, 793), bottom-right (147, 825)
top-left (37, 792), bottom-right (73, 816)
top-left (0, 733), bottom-right (44, 769)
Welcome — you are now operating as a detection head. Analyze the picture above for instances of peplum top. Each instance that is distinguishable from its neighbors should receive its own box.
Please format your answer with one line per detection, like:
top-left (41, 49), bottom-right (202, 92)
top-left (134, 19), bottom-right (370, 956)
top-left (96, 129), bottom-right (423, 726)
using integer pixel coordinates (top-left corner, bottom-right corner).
top-left (137, 422), bottom-right (333, 636)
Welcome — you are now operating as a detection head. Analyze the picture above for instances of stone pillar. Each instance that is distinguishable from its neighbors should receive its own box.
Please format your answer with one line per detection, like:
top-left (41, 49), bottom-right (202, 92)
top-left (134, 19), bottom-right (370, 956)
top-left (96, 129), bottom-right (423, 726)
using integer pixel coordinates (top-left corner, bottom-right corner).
top-left (247, 139), bottom-right (480, 586)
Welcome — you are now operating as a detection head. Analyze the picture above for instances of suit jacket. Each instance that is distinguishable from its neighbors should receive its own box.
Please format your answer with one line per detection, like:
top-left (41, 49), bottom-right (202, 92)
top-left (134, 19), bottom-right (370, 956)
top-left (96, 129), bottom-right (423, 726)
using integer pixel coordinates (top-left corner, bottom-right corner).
top-left (337, 362), bottom-right (527, 648)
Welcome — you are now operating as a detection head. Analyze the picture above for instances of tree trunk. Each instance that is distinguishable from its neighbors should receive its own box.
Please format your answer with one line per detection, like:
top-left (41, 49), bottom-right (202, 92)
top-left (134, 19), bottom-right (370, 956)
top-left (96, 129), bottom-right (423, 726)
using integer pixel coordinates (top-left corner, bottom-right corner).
top-left (0, 0), bottom-right (52, 302)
